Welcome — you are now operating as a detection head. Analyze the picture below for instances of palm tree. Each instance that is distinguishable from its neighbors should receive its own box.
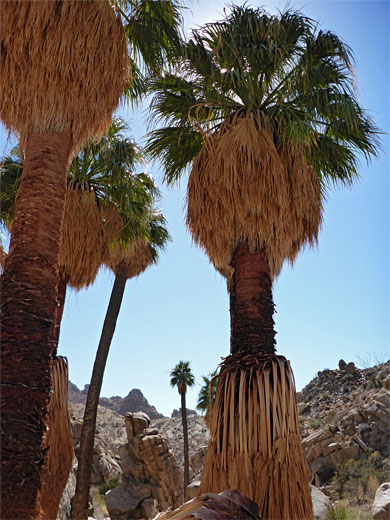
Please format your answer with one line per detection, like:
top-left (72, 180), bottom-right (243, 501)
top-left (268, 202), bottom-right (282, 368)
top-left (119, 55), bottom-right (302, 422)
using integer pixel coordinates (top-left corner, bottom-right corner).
top-left (146, 5), bottom-right (380, 518)
top-left (1, 119), bottom-right (159, 518)
top-left (196, 371), bottom-right (218, 428)
top-left (170, 361), bottom-right (195, 499)
top-left (72, 211), bottom-right (169, 519)
top-left (0, 3), bottom-right (129, 517)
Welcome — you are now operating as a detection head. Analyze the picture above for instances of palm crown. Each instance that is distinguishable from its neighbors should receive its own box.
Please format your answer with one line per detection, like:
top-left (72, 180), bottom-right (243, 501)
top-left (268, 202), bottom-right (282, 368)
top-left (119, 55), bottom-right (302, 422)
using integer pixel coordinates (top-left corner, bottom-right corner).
top-left (0, 118), bottom-right (160, 288)
top-left (170, 360), bottom-right (195, 395)
top-left (146, 5), bottom-right (380, 277)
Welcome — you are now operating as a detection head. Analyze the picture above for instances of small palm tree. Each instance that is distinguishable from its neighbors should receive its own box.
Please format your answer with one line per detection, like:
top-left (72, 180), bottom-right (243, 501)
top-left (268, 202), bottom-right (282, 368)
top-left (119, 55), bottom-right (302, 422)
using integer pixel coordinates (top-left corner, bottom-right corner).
top-left (170, 361), bottom-right (195, 499)
top-left (72, 211), bottom-right (169, 519)
top-left (196, 371), bottom-right (218, 427)
top-left (147, 5), bottom-right (380, 518)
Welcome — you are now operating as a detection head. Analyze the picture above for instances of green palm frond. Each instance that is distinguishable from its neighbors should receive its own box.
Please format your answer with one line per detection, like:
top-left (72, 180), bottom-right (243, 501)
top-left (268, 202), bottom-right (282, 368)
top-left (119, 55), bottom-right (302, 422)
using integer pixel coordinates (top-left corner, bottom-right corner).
top-left (196, 370), bottom-right (218, 413)
top-left (146, 4), bottom-right (380, 188)
top-left (170, 360), bottom-right (195, 393)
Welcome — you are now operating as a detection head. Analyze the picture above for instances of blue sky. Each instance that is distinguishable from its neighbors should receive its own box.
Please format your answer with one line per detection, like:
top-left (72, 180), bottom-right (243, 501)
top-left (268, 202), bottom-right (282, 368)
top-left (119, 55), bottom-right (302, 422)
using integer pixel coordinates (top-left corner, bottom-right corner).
top-left (1, 1), bottom-right (389, 417)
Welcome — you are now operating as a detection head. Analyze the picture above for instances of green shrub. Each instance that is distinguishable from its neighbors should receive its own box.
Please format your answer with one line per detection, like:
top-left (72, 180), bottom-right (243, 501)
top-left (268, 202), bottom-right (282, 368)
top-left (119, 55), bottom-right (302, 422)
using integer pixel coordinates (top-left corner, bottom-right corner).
top-left (332, 452), bottom-right (386, 500)
top-left (327, 506), bottom-right (357, 520)
top-left (98, 475), bottom-right (120, 495)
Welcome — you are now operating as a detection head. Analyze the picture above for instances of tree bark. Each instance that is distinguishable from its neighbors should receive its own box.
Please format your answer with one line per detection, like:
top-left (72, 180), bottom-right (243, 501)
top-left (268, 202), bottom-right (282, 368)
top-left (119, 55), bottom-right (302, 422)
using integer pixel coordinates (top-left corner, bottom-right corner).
top-left (71, 265), bottom-right (127, 520)
top-left (54, 272), bottom-right (69, 345)
top-left (230, 242), bottom-right (276, 355)
top-left (181, 392), bottom-right (189, 501)
top-left (0, 131), bottom-right (71, 519)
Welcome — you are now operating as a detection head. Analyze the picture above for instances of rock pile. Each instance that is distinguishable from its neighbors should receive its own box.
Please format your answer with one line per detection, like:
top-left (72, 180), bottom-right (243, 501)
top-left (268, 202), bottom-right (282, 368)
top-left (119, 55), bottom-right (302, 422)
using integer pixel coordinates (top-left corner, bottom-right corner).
top-left (105, 412), bottom-right (183, 520)
top-left (298, 361), bottom-right (390, 468)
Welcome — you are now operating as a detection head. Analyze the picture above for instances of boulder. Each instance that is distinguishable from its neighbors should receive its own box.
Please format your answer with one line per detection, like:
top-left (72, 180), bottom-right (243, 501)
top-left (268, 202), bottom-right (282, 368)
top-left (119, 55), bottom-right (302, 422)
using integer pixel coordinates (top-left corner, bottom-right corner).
top-left (338, 359), bottom-right (347, 370)
top-left (125, 411), bottom-right (150, 438)
top-left (187, 481), bottom-right (201, 500)
top-left (311, 486), bottom-right (332, 520)
top-left (372, 482), bottom-right (390, 520)
top-left (106, 412), bottom-right (183, 520)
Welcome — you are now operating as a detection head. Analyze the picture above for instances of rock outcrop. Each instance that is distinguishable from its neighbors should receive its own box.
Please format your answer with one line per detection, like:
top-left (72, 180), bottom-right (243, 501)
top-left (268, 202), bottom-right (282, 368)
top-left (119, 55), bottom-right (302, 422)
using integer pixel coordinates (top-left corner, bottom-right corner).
top-left (69, 384), bottom-right (165, 419)
top-left (152, 414), bottom-right (210, 477)
top-left (171, 408), bottom-right (197, 419)
top-left (106, 412), bottom-right (183, 520)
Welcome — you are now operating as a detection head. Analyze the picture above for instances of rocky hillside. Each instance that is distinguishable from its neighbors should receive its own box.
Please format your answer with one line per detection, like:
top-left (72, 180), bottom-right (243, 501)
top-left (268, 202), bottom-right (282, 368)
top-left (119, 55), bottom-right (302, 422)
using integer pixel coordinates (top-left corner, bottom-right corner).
top-left (69, 383), bottom-right (165, 419)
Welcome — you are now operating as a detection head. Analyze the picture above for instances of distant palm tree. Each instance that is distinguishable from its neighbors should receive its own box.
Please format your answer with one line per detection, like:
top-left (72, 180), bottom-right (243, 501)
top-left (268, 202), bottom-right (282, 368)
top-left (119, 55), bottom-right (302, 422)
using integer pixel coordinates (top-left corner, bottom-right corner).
top-left (170, 361), bottom-right (195, 499)
top-left (72, 211), bottom-right (169, 519)
top-left (196, 371), bottom-right (218, 427)
top-left (0, 3), bottom-right (128, 516)
top-left (146, 5), bottom-right (380, 518)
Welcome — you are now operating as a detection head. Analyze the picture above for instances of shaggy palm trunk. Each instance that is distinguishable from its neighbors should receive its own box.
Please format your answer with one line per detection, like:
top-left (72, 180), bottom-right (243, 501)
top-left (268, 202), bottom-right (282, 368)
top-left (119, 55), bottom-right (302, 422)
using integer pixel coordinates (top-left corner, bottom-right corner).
top-left (0, 131), bottom-right (71, 519)
top-left (55, 273), bottom-right (69, 344)
top-left (181, 392), bottom-right (190, 500)
top-left (200, 243), bottom-right (313, 519)
top-left (72, 265), bottom-right (127, 520)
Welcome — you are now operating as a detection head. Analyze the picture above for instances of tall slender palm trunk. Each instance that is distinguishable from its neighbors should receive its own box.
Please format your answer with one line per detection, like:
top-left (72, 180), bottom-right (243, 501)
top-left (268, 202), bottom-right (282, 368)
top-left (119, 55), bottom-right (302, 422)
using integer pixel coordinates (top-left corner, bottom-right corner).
top-left (200, 242), bottom-right (313, 519)
top-left (72, 264), bottom-right (127, 520)
top-left (0, 131), bottom-right (72, 519)
top-left (181, 392), bottom-right (190, 500)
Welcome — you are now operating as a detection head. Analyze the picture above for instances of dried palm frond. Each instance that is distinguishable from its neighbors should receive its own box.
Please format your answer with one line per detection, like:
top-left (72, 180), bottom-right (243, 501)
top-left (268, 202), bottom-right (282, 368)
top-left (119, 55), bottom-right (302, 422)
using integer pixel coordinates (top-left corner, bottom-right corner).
top-left (0, 0), bottom-right (129, 150)
top-left (38, 357), bottom-right (74, 520)
top-left (59, 187), bottom-right (123, 289)
top-left (155, 489), bottom-right (259, 519)
top-left (199, 352), bottom-right (313, 520)
top-left (187, 114), bottom-right (322, 281)
top-left (105, 238), bottom-right (154, 279)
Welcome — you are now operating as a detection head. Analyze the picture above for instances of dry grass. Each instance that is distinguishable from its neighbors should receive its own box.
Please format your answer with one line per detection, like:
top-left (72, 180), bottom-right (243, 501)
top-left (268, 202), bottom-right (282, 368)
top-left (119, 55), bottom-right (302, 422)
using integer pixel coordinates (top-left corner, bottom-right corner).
top-left (0, 0), bottom-right (129, 150)
top-left (38, 357), bottom-right (74, 520)
top-left (187, 114), bottom-right (322, 281)
top-left (199, 352), bottom-right (313, 519)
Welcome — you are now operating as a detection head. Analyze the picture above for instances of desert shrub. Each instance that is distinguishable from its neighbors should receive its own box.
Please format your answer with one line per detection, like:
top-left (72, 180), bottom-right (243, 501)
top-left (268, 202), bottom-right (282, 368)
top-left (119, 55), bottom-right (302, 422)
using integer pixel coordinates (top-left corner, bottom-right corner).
top-left (99, 475), bottom-right (120, 495)
top-left (327, 506), bottom-right (357, 520)
top-left (332, 452), bottom-right (386, 500)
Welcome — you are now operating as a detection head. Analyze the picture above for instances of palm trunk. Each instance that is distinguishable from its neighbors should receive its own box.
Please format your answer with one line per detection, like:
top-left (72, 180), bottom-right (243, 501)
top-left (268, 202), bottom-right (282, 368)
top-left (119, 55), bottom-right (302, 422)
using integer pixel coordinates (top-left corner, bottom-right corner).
top-left (0, 131), bottom-right (71, 519)
top-left (230, 242), bottom-right (276, 355)
top-left (181, 392), bottom-right (189, 500)
top-left (200, 242), bottom-right (313, 519)
top-left (55, 272), bottom-right (69, 344)
top-left (71, 265), bottom-right (127, 520)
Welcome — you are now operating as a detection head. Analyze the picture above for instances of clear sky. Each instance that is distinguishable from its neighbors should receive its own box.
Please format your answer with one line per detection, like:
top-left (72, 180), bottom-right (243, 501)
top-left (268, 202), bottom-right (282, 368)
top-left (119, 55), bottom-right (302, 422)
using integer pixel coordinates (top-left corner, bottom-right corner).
top-left (1, 1), bottom-right (389, 418)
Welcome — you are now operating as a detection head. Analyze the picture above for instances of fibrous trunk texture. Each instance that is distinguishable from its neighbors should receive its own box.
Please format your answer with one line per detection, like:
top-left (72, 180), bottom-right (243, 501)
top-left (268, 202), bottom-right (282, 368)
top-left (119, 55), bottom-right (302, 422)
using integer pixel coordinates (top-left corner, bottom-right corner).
top-left (199, 353), bottom-right (313, 519)
top-left (0, 131), bottom-right (71, 519)
top-left (55, 273), bottom-right (69, 344)
top-left (72, 267), bottom-right (127, 520)
top-left (181, 392), bottom-right (189, 500)
top-left (38, 357), bottom-right (74, 519)
top-left (230, 243), bottom-right (275, 355)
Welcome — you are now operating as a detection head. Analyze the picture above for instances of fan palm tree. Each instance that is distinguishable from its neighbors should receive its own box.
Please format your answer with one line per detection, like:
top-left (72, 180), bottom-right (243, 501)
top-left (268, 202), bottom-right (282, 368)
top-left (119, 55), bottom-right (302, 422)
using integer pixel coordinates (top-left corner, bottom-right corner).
top-left (1, 119), bottom-right (160, 518)
top-left (72, 210), bottom-right (169, 519)
top-left (196, 370), bottom-right (219, 428)
top-left (146, 5), bottom-right (380, 518)
top-left (0, 3), bottom-right (129, 517)
top-left (170, 361), bottom-right (195, 499)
